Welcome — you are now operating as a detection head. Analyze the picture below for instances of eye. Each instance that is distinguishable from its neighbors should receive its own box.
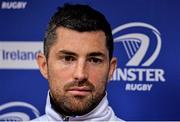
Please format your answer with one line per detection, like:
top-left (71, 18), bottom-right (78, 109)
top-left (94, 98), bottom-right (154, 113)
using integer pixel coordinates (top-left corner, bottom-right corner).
top-left (60, 55), bottom-right (76, 63)
top-left (88, 57), bottom-right (103, 64)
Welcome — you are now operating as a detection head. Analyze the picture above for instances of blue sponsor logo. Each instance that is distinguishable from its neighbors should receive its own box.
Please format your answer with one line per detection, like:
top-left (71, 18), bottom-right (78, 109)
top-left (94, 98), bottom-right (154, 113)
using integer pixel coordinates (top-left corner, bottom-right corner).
top-left (112, 22), bottom-right (166, 91)
top-left (0, 101), bottom-right (40, 121)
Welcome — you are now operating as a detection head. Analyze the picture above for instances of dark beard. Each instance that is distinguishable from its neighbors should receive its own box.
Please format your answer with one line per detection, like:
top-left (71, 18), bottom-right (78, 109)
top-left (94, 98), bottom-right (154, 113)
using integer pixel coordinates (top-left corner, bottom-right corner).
top-left (50, 91), bottom-right (105, 117)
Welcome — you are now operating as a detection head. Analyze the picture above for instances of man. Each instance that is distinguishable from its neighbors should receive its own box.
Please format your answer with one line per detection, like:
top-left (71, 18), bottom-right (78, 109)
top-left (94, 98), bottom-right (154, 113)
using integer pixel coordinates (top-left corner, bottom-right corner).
top-left (33, 3), bottom-right (124, 121)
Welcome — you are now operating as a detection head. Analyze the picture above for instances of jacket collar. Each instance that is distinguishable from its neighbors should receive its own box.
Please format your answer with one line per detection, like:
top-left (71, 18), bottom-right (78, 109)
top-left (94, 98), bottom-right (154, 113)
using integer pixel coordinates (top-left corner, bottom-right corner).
top-left (45, 91), bottom-right (118, 121)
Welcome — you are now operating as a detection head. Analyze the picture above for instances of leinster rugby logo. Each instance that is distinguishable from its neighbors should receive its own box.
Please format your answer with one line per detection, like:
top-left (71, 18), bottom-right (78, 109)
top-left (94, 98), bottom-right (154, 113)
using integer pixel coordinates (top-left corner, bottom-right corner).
top-left (0, 101), bottom-right (40, 121)
top-left (112, 22), bottom-right (166, 91)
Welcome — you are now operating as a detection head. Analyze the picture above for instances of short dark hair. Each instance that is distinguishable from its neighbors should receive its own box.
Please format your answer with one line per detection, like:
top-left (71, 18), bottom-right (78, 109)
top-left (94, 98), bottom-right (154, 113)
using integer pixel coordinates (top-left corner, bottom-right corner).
top-left (44, 3), bottom-right (113, 59)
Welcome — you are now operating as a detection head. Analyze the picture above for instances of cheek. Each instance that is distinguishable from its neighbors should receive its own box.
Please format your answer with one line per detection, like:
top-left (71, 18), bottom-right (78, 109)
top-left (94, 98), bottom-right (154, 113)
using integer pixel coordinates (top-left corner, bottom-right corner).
top-left (48, 63), bottom-right (74, 92)
top-left (89, 68), bottom-right (109, 90)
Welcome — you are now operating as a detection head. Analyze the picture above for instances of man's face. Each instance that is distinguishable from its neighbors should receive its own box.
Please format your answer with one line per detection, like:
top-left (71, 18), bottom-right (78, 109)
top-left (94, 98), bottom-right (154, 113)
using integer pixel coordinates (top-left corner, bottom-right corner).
top-left (37, 27), bottom-right (116, 116)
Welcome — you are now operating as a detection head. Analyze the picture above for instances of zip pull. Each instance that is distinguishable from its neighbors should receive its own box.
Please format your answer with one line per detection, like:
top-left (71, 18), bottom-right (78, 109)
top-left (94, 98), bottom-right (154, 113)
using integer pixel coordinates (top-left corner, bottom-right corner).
top-left (63, 116), bottom-right (69, 121)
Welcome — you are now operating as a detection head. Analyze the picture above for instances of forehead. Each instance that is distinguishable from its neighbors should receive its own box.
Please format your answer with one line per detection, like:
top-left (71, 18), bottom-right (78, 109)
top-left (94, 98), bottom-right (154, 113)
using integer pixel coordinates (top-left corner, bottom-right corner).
top-left (56, 27), bottom-right (106, 44)
top-left (50, 27), bottom-right (108, 55)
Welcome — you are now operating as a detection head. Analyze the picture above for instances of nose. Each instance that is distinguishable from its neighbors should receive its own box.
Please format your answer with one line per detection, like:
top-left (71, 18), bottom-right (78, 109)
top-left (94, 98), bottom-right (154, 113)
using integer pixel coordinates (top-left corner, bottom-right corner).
top-left (73, 59), bottom-right (88, 81)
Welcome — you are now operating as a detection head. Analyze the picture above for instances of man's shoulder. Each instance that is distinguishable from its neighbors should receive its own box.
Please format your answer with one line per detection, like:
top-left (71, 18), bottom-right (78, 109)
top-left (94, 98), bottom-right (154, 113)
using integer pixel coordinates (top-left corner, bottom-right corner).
top-left (115, 117), bottom-right (126, 122)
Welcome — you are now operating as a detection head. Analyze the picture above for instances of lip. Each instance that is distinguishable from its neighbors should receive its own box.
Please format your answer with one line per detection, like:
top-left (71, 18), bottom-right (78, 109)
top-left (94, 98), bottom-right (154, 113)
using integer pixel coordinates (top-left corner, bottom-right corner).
top-left (66, 87), bottom-right (92, 96)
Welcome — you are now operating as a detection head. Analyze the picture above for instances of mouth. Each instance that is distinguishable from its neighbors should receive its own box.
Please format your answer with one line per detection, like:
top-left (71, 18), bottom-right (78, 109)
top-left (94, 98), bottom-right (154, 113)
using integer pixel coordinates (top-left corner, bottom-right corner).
top-left (66, 87), bottom-right (92, 96)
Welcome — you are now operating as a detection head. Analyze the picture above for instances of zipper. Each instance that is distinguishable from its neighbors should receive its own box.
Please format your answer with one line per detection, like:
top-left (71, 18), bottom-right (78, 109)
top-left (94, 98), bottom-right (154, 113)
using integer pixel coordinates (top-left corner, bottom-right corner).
top-left (63, 116), bottom-right (69, 121)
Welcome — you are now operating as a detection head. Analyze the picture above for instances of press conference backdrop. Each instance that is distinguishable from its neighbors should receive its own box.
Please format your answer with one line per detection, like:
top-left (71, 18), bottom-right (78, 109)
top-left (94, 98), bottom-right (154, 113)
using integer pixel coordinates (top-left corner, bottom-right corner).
top-left (0, 0), bottom-right (180, 121)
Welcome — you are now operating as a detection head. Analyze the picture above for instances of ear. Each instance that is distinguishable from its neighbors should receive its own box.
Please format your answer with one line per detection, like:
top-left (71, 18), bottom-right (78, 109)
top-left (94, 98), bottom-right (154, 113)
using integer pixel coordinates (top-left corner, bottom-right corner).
top-left (36, 52), bottom-right (48, 79)
top-left (108, 57), bottom-right (117, 81)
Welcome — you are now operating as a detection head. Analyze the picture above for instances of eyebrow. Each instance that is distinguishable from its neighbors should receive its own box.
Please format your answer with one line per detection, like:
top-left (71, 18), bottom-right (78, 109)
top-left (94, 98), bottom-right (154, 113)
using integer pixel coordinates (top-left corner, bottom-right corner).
top-left (57, 50), bottom-right (106, 58)
top-left (87, 52), bottom-right (106, 58)
top-left (57, 50), bottom-right (78, 56)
